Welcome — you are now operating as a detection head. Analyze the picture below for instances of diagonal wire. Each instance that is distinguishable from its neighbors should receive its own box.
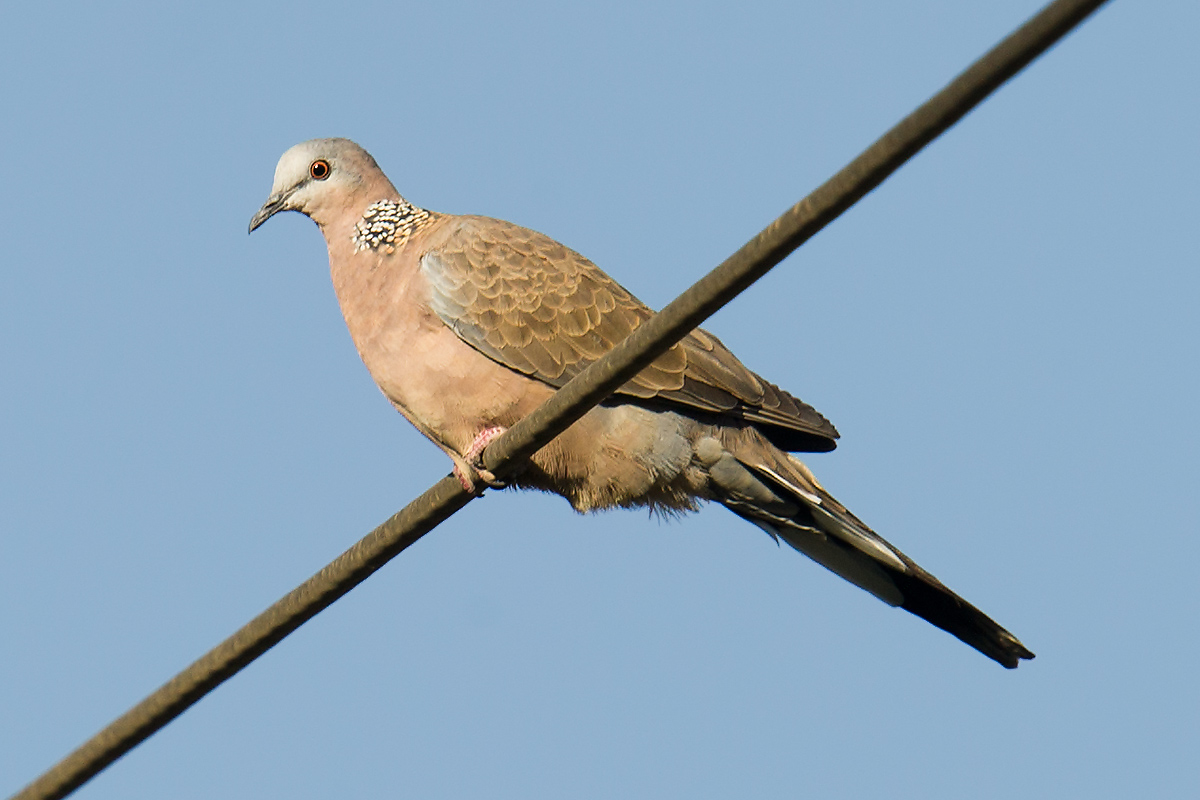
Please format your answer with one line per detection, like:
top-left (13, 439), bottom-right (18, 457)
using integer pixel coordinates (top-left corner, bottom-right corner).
top-left (9, 1), bottom-right (1110, 798)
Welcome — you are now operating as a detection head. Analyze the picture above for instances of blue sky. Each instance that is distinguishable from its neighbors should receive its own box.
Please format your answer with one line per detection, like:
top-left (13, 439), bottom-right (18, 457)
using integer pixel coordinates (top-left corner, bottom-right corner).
top-left (3, 1), bottom-right (1198, 797)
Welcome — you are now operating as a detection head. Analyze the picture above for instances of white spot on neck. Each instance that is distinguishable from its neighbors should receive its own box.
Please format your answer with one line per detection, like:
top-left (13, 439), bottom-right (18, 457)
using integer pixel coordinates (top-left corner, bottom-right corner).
top-left (352, 198), bottom-right (433, 253)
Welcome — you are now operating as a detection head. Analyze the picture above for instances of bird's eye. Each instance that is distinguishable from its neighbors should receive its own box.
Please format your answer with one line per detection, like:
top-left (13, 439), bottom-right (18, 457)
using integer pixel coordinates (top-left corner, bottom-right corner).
top-left (309, 160), bottom-right (331, 180)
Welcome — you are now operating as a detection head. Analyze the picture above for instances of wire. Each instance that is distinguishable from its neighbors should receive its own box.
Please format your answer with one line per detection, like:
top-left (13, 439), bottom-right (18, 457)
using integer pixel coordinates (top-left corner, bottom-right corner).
top-left (10, 1), bottom-right (1110, 797)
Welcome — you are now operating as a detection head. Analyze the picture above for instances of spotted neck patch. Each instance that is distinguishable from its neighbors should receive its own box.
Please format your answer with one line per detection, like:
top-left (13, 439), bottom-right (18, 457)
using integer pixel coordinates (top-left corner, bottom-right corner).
top-left (352, 198), bottom-right (434, 253)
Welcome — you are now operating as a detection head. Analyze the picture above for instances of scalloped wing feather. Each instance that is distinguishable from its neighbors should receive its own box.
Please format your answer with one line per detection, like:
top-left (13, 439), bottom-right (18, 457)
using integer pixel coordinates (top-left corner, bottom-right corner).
top-left (420, 216), bottom-right (839, 451)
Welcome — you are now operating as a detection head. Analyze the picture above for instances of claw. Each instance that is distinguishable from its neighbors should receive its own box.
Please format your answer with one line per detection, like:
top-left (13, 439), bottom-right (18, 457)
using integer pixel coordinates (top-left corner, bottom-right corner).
top-left (455, 426), bottom-right (508, 492)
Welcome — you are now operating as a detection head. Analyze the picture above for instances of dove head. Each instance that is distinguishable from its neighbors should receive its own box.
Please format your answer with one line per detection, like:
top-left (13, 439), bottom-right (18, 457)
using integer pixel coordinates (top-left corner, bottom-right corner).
top-left (249, 138), bottom-right (397, 233)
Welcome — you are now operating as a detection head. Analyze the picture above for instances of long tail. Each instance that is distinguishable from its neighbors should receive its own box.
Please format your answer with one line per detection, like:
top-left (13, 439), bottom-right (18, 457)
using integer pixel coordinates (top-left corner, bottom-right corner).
top-left (695, 433), bottom-right (1035, 668)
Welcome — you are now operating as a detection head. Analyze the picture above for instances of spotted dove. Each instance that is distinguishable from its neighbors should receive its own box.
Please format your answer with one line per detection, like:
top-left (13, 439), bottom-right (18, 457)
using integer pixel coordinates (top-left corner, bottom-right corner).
top-left (250, 138), bottom-right (1034, 668)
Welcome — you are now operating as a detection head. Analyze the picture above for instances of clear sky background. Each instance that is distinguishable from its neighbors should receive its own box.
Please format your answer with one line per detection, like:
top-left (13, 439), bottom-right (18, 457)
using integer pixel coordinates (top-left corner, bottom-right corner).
top-left (2, 1), bottom-right (1197, 797)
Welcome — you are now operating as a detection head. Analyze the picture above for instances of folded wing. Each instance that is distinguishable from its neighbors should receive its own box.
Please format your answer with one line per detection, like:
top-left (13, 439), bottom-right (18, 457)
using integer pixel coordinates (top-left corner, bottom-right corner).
top-left (421, 215), bottom-right (839, 452)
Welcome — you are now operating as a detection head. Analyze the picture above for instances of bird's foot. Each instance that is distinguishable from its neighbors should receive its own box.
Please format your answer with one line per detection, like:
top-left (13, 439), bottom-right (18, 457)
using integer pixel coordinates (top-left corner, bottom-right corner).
top-left (453, 426), bottom-right (509, 493)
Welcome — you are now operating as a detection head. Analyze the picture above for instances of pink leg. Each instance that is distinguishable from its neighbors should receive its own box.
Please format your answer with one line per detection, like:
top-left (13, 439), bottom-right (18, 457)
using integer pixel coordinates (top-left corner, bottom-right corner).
top-left (466, 425), bottom-right (507, 466)
top-left (452, 460), bottom-right (476, 493)
top-left (453, 426), bottom-right (508, 493)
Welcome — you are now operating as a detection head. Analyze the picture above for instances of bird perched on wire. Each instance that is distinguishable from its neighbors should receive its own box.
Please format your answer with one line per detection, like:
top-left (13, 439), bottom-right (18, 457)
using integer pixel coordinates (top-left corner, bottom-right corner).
top-left (250, 137), bottom-right (1034, 668)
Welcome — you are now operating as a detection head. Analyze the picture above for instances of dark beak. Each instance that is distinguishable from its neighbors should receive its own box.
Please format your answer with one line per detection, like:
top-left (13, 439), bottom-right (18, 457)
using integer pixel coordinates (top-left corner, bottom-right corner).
top-left (248, 192), bottom-right (290, 234)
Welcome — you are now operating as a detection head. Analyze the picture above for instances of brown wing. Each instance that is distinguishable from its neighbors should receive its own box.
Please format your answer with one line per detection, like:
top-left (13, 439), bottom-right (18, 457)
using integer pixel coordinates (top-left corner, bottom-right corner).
top-left (420, 215), bottom-right (838, 452)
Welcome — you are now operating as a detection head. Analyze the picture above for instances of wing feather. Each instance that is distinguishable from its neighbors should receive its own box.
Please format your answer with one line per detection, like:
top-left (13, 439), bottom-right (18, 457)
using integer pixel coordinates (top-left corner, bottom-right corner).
top-left (420, 216), bottom-right (838, 451)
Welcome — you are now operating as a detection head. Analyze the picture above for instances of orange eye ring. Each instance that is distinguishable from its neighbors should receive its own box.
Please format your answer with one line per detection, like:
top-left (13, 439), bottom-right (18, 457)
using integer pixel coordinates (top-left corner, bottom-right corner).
top-left (309, 160), bottom-right (331, 180)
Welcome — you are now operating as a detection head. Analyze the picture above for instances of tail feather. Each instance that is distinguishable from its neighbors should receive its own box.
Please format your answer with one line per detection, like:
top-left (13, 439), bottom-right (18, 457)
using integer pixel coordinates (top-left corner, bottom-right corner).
top-left (708, 432), bottom-right (1035, 669)
top-left (887, 560), bottom-right (1035, 668)
top-left (768, 518), bottom-right (1034, 668)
